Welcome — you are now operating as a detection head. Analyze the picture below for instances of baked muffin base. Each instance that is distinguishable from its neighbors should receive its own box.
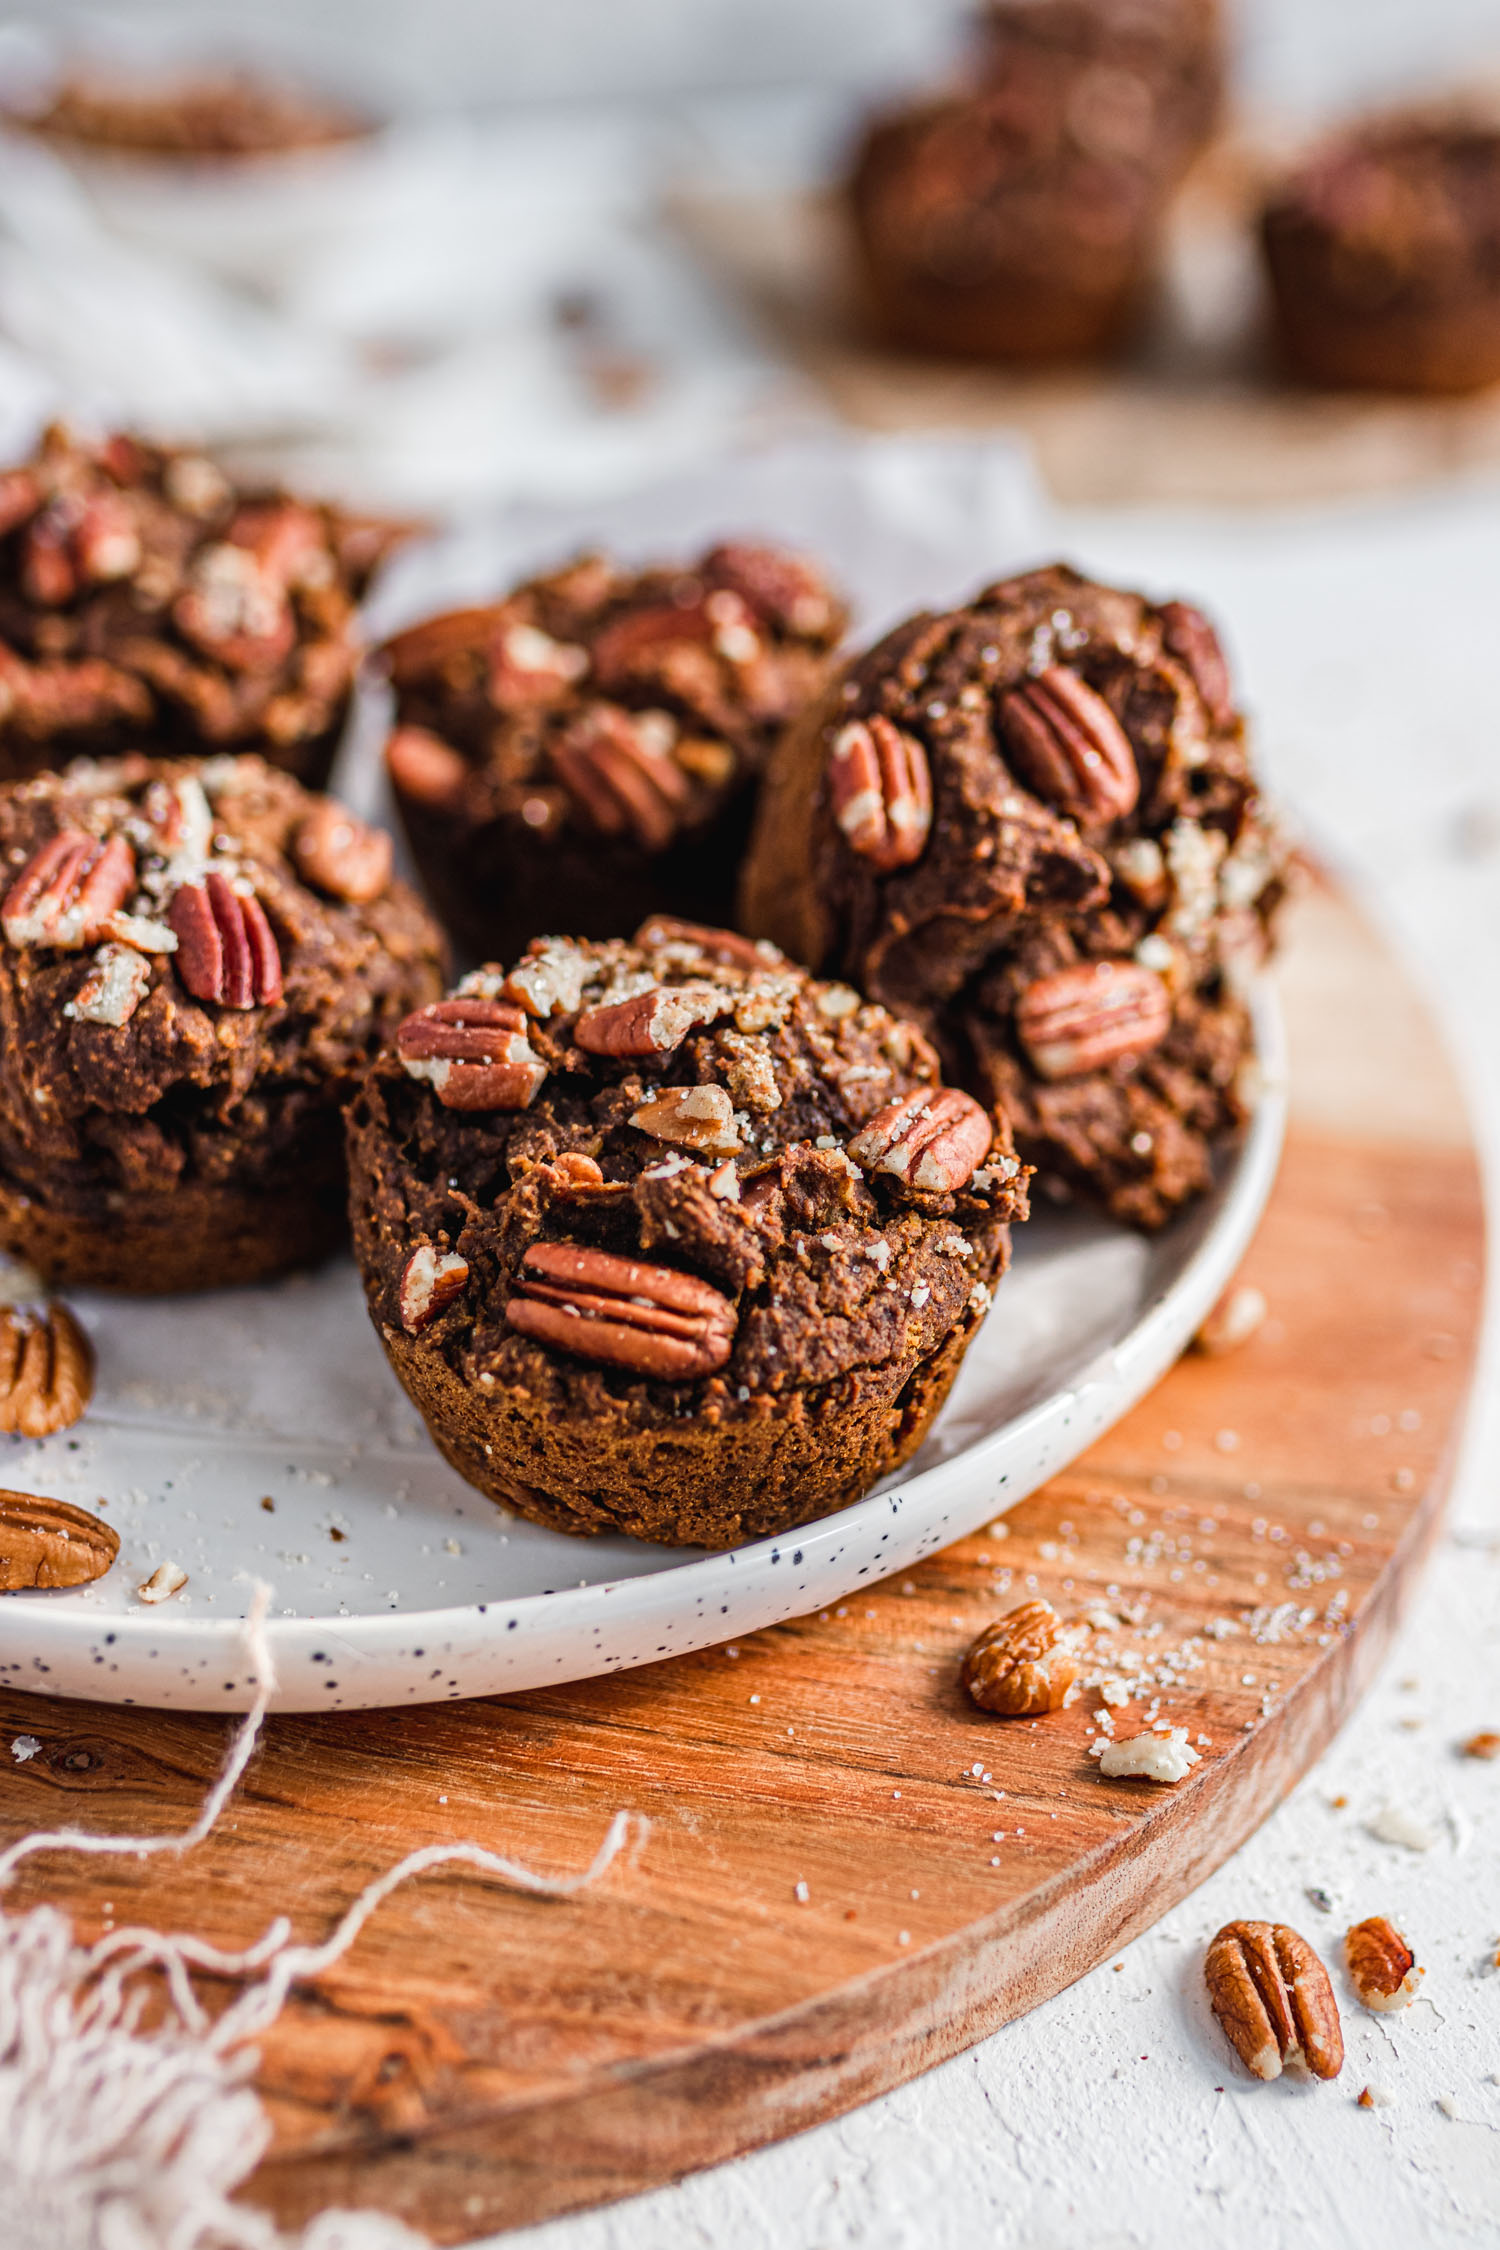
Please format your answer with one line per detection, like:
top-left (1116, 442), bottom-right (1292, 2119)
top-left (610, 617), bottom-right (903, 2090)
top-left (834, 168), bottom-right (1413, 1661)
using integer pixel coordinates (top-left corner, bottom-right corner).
top-left (1264, 278), bottom-right (1500, 396)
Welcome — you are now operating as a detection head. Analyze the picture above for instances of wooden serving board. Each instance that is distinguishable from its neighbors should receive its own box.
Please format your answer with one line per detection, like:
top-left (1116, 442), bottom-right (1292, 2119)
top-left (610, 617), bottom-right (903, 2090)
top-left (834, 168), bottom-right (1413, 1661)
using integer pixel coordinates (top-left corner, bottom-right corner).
top-left (0, 882), bottom-right (1483, 2244)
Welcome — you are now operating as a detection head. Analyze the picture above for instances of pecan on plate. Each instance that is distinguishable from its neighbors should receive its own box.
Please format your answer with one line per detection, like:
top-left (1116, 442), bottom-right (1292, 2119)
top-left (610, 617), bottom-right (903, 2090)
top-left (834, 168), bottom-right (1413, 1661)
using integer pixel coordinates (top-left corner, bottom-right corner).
top-left (0, 1488), bottom-right (117, 1592)
top-left (505, 1243), bottom-right (736, 1378)
top-left (1159, 600), bottom-right (1233, 728)
top-left (168, 872), bottom-right (282, 1009)
top-left (0, 1304), bottom-right (93, 1438)
top-left (849, 1086), bottom-right (992, 1193)
top-left (630, 1083), bottom-right (742, 1155)
top-left (1015, 959), bottom-right (1171, 1080)
top-left (548, 705), bottom-right (693, 852)
top-left (396, 995), bottom-right (546, 1110)
top-left (998, 665), bottom-right (1139, 824)
top-left (398, 1244), bottom-right (470, 1335)
top-left (1345, 1917), bottom-right (1423, 2013)
top-left (1204, 1921), bottom-right (1344, 2082)
top-left (2, 831), bottom-right (134, 951)
top-left (575, 982), bottom-right (729, 1060)
top-left (962, 1599), bottom-right (1078, 1715)
top-left (292, 798), bottom-right (394, 904)
top-left (385, 725), bottom-right (469, 810)
top-left (827, 715), bottom-right (931, 872)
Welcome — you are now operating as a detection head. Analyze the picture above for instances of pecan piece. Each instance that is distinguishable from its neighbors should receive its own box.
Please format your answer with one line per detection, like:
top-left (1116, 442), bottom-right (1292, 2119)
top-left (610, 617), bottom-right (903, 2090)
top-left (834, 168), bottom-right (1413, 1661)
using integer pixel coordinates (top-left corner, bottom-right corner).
top-left (634, 915), bottom-right (780, 972)
top-left (506, 1243), bottom-right (736, 1379)
top-left (848, 1086), bottom-right (992, 1193)
top-left (828, 716), bottom-right (931, 872)
top-left (1205, 1922), bottom-right (1344, 2082)
top-left (999, 665), bottom-right (1139, 823)
top-left (385, 725), bottom-right (469, 810)
top-left (1159, 599), bottom-right (1233, 728)
top-left (1345, 1917), bottom-right (1422, 2013)
top-left (1015, 959), bottom-right (1170, 1080)
top-left (396, 996), bottom-right (546, 1110)
top-left (398, 1244), bottom-right (470, 1335)
top-left (68, 941), bottom-right (152, 1027)
top-left (0, 1305), bottom-right (93, 1439)
top-left (0, 1488), bottom-right (117, 1592)
top-left (630, 1083), bottom-right (742, 1156)
top-left (575, 983), bottom-right (729, 1059)
top-left (292, 799), bottom-right (394, 904)
top-left (488, 620), bottom-right (587, 710)
top-left (703, 542), bottom-right (837, 637)
top-left (2, 831), bottom-right (135, 951)
top-left (962, 1599), bottom-right (1078, 1715)
top-left (591, 590), bottom-right (760, 686)
top-left (549, 705), bottom-right (692, 851)
top-left (168, 872), bottom-right (283, 1010)
top-left (174, 541), bottom-right (295, 673)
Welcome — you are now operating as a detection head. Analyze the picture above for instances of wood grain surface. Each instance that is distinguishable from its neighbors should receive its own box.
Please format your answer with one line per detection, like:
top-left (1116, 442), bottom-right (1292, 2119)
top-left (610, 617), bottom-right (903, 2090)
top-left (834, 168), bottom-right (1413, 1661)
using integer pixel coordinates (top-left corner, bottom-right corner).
top-left (0, 883), bottom-right (1483, 2244)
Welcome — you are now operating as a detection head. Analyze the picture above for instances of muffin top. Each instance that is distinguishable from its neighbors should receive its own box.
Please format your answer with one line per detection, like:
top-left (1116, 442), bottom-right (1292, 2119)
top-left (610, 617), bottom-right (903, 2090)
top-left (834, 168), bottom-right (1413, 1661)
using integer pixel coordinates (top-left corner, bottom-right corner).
top-left (1263, 113), bottom-right (1500, 309)
top-left (742, 561), bottom-right (1284, 1030)
top-left (0, 754), bottom-right (443, 1193)
top-left (0, 424), bottom-right (400, 767)
top-left (976, 0), bottom-right (1223, 171)
top-left (353, 917), bottom-right (1026, 1412)
top-left (380, 542), bottom-right (845, 857)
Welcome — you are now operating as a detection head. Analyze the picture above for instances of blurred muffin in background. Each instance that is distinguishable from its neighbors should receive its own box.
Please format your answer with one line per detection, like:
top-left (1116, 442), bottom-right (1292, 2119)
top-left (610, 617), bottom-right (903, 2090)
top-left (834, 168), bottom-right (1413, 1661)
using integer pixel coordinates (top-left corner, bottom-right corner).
top-left (1261, 109), bottom-right (1500, 395)
top-left (848, 0), bottom-right (1225, 364)
top-left (0, 425), bottom-right (406, 790)
top-left (8, 63), bottom-right (371, 162)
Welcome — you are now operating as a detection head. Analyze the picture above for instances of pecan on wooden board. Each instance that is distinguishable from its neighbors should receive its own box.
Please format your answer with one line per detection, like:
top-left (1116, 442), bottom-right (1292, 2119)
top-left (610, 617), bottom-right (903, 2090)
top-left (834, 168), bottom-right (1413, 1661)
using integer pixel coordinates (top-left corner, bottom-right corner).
top-left (962, 1599), bottom-right (1078, 1715)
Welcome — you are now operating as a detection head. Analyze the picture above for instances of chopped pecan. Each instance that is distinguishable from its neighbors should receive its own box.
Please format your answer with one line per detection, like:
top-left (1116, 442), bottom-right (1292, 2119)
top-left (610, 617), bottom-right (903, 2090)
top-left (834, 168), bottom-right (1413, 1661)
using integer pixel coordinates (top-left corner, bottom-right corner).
top-left (1193, 1283), bottom-right (1268, 1357)
top-left (703, 542), bottom-right (837, 637)
top-left (828, 715), bottom-right (931, 872)
top-left (167, 872), bottom-right (283, 1009)
top-left (505, 1242), bottom-right (736, 1378)
top-left (501, 937), bottom-right (594, 1019)
top-left (1159, 599), bottom-right (1233, 728)
top-left (1015, 959), bottom-right (1171, 1080)
top-left (2, 830), bottom-right (135, 950)
top-left (849, 1086), bottom-right (992, 1193)
top-left (1205, 1922), bottom-right (1344, 2082)
top-left (292, 798), bottom-right (393, 903)
top-left (21, 506), bottom-right (78, 606)
top-left (548, 704), bottom-right (692, 851)
top-left (630, 1083), bottom-right (742, 1155)
top-left (999, 665), bottom-right (1139, 823)
top-left (488, 620), bottom-right (587, 710)
top-left (396, 995), bottom-right (546, 1110)
top-left (542, 1152), bottom-right (607, 1192)
top-left (74, 492), bottom-right (142, 584)
top-left (634, 915), bottom-right (779, 972)
top-left (225, 500), bottom-right (328, 592)
top-left (1345, 1917), bottom-right (1422, 2013)
top-left (144, 773), bottom-right (213, 859)
top-left (575, 982), bottom-right (729, 1059)
top-left (174, 539), bottom-right (295, 673)
top-left (398, 1244), bottom-right (470, 1334)
top-left (591, 590), bottom-right (760, 686)
top-left (385, 725), bottom-right (468, 810)
top-left (962, 1599), bottom-right (1078, 1715)
top-left (0, 1487), bottom-right (117, 1591)
top-left (68, 941), bottom-right (152, 1027)
top-left (0, 1305), bottom-right (94, 1439)
top-left (0, 466), bottom-right (42, 538)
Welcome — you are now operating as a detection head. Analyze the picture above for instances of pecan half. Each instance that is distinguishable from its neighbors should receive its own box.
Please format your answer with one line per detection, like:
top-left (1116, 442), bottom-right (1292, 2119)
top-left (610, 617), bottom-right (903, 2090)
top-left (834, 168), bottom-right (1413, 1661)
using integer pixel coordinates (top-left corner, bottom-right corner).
top-left (634, 915), bottom-right (779, 971)
top-left (1205, 1922), bottom-right (1344, 2082)
top-left (962, 1599), bottom-right (1078, 1715)
top-left (2, 831), bottom-right (135, 950)
top-left (505, 1243), bottom-right (736, 1378)
top-left (398, 1244), bottom-right (470, 1334)
top-left (292, 799), bottom-right (394, 903)
top-left (828, 716), bottom-right (931, 872)
top-left (630, 1083), bottom-right (742, 1155)
top-left (1345, 1917), bottom-right (1422, 2013)
top-left (703, 542), bottom-right (836, 637)
top-left (999, 665), bottom-right (1139, 823)
top-left (0, 1488), bottom-right (117, 1592)
top-left (168, 872), bottom-right (283, 1009)
top-left (396, 996), bottom-right (546, 1109)
top-left (385, 725), bottom-right (469, 810)
top-left (549, 705), bottom-right (692, 851)
top-left (575, 983), bottom-right (729, 1059)
top-left (0, 1305), bottom-right (93, 1438)
top-left (848, 1087), bottom-right (992, 1193)
top-left (1159, 600), bottom-right (1233, 728)
top-left (1015, 959), bottom-right (1170, 1080)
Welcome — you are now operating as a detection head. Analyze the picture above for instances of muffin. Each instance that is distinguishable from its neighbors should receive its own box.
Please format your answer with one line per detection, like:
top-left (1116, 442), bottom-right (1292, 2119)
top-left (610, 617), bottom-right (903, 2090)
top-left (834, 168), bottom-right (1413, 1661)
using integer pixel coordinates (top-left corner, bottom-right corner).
top-left (12, 66), bottom-right (370, 161)
top-left (346, 916), bottom-right (1027, 1546)
top-left (378, 542), bottom-right (846, 964)
top-left (0, 754), bottom-right (444, 1292)
top-left (848, 0), bottom-right (1223, 363)
top-left (741, 563), bottom-right (1288, 1230)
top-left (0, 424), bottom-right (404, 790)
top-left (1261, 112), bottom-right (1500, 395)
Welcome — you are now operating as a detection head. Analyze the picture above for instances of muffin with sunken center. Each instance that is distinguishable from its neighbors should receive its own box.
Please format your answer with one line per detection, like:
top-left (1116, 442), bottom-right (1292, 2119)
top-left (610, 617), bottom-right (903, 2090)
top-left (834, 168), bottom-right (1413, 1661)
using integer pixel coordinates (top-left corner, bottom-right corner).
top-left (741, 563), bottom-right (1289, 1230)
top-left (379, 541), bottom-right (845, 963)
top-left (0, 753), bottom-right (444, 1291)
top-left (346, 916), bottom-right (1027, 1546)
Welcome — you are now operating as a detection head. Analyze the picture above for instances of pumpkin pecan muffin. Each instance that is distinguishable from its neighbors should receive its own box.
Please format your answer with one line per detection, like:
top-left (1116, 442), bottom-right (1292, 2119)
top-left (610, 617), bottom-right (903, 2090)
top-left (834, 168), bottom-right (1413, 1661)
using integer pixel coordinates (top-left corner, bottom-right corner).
top-left (379, 542), bottom-right (845, 963)
top-left (1261, 111), bottom-right (1500, 394)
top-left (346, 916), bottom-right (1027, 1546)
top-left (0, 424), bottom-right (403, 790)
top-left (0, 754), bottom-right (444, 1292)
top-left (741, 564), bottom-right (1289, 1230)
